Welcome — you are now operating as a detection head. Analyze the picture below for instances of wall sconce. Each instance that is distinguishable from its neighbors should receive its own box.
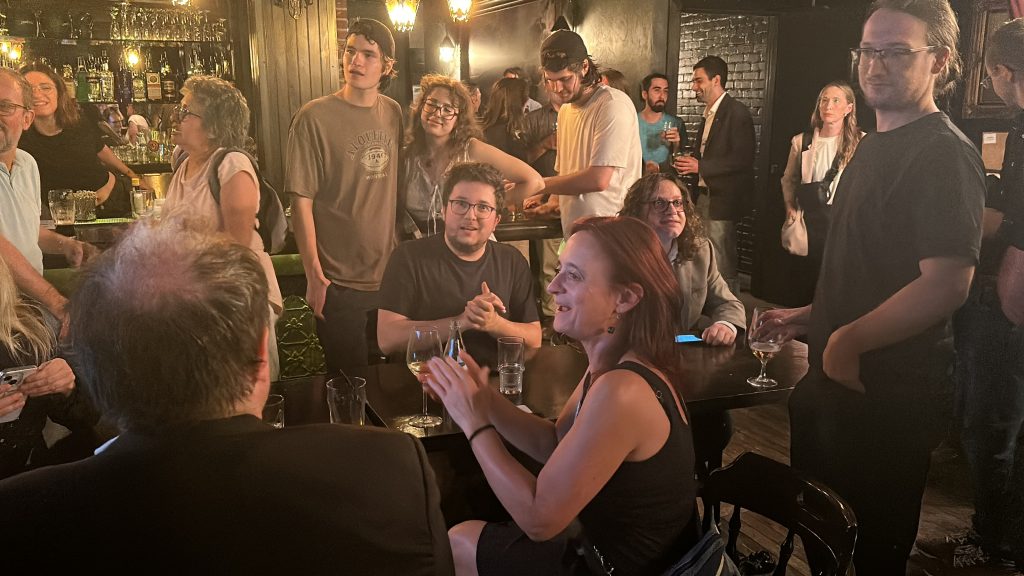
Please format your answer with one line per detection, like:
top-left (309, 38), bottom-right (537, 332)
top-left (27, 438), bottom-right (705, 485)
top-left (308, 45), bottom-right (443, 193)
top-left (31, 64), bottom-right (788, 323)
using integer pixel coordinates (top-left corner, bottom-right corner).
top-left (273, 0), bottom-right (315, 20)
top-left (448, 0), bottom-right (471, 23)
top-left (439, 33), bottom-right (455, 63)
top-left (1, 41), bottom-right (23, 62)
top-left (171, 0), bottom-right (192, 6)
top-left (386, 0), bottom-right (419, 32)
top-left (124, 46), bottom-right (141, 68)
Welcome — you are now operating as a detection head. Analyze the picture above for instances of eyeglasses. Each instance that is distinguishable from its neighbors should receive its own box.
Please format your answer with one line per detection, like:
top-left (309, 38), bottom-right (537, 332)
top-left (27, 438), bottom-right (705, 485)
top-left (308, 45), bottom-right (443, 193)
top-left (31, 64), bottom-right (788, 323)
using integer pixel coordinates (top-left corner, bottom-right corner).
top-left (647, 198), bottom-right (685, 213)
top-left (0, 101), bottom-right (30, 116)
top-left (850, 45), bottom-right (936, 67)
top-left (448, 199), bottom-right (497, 218)
top-left (173, 104), bottom-right (202, 121)
top-left (423, 99), bottom-right (458, 121)
top-left (30, 83), bottom-right (55, 94)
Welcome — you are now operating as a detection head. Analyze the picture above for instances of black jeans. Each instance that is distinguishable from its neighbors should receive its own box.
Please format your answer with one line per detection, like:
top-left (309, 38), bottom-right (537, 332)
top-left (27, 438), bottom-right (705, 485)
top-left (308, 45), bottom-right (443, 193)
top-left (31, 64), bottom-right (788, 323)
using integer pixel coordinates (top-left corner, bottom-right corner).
top-left (954, 286), bottom-right (1024, 560)
top-left (790, 366), bottom-right (950, 575)
top-left (315, 284), bottom-right (380, 377)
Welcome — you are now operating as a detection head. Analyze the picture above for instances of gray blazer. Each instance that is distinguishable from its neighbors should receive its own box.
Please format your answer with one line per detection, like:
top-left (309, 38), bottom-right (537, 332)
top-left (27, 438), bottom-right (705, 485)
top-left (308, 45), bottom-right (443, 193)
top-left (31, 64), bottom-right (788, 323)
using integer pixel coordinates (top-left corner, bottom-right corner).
top-left (673, 240), bottom-right (747, 331)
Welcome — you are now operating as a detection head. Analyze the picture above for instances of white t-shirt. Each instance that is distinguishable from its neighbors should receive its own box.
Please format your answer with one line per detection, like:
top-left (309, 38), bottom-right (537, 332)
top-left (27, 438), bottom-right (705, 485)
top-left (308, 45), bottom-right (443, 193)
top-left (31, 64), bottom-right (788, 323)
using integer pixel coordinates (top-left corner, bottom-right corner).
top-left (128, 114), bottom-right (151, 134)
top-left (554, 85), bottom-right (642, 236)
top-left (0, 150), bottom-right (43, 273)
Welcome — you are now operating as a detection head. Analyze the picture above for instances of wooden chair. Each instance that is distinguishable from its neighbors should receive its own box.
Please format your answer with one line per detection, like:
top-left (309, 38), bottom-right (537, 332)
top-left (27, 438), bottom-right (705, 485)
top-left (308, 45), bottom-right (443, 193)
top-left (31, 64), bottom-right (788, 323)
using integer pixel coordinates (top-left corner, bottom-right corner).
top-left (701, 452), bottom-right (857, 576)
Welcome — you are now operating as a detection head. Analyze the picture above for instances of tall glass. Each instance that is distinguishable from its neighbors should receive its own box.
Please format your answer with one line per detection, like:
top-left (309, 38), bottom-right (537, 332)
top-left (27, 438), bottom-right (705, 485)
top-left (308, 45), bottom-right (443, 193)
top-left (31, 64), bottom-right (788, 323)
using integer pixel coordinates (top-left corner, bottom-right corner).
top-left (406, 326), bottom-right (443, 428)
top-left (747, 306), bottom-right (780, 388)
top-left (497, 336), bottom-right (525, 404)
top-left (47, 189), bottom-right (76, 225)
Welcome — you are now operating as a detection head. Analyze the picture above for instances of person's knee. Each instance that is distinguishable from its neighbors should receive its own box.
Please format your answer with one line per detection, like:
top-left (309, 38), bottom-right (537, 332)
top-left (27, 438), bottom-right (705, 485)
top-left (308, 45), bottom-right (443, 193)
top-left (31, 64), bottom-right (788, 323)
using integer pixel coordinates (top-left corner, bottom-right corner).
top-left (449, 520), bottom-right (486, 576)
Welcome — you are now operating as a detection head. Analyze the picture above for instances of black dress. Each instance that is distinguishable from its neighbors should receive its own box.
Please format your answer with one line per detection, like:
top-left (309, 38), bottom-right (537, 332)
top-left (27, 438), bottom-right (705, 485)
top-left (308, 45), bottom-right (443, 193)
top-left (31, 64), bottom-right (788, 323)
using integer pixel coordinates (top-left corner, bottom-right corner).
top-left (476, 361), bottom-right (700, 576)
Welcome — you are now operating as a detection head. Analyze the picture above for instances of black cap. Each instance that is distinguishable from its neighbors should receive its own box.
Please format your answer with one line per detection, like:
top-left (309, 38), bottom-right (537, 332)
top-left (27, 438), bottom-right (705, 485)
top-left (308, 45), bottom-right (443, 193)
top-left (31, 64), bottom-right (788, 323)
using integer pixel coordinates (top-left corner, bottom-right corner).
top-left (540, 30), bottom-right (589, 71)
top-left (348, 18), bottom-right (396, 60)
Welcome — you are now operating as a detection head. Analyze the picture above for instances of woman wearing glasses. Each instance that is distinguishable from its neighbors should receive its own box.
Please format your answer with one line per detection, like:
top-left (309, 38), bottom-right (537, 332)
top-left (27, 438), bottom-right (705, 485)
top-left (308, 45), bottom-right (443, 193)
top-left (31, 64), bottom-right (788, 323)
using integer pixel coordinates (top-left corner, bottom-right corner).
top-left (19, 63), bottom-right (137, 218)
top-left (403, 74), bottom-right (543, 237)
top-left (620, 172), bottom-right (745, 346)
top-left (779, 81), bottom-right (863, 304)
top-left (160, 75), bottom-right (282, 379)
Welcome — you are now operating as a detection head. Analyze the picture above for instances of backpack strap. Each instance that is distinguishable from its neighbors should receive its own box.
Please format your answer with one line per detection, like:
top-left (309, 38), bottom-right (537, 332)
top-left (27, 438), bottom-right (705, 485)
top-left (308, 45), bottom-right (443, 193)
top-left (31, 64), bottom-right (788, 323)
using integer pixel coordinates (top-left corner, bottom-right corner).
top-left (206, 147), bottom-right (260, 204)
top-left (800, 131), bottom-right (813, 152)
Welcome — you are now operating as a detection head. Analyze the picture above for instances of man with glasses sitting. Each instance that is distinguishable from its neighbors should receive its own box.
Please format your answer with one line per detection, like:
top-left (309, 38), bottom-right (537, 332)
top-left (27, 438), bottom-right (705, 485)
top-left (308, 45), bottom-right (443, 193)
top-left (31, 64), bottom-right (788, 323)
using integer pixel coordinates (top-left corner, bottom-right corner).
top-left (378, 162), bottom-right (541, 367)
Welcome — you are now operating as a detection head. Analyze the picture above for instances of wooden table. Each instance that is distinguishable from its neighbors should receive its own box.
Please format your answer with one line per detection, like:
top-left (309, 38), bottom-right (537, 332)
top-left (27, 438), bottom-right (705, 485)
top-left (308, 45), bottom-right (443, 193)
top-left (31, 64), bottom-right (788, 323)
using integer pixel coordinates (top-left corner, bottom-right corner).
top-left (272, 339), bottom-right (808, 450)
top-left (493, 217), bottom-right (562, 242)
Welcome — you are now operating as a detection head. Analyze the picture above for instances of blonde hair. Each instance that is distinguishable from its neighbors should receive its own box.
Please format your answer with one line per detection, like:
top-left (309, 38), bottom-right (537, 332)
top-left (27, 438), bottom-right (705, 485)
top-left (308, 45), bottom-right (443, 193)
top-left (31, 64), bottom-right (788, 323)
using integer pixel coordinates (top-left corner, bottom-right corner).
top-left (809, 81), bottom-right (863, 168)
top-left (0, 259), bottom-right (55, 364)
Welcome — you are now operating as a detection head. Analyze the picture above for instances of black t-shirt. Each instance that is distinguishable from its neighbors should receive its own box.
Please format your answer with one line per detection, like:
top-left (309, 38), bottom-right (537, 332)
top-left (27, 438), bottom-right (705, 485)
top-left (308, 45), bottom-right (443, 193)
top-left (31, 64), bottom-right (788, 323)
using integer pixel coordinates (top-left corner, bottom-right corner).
top-left (483, 122), bottom-right (529, 163)
top-left (809, 113), bottom-right (985, 392)
top-left (379, 234), bottom-right (538, 367)
top-left (522, 106), bottom-right (558, 177)
top-left (19, 122), bottom-right (109, 201)
top-left (1000, 113), bottom-right (1024, 252)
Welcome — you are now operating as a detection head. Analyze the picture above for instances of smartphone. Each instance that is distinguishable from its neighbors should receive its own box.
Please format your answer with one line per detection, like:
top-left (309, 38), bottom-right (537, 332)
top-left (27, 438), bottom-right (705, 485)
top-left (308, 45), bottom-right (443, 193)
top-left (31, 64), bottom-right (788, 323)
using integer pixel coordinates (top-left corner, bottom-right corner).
top-left (0, 365), bottom-right (36, 424)
top-left (674, 334), bottom-right (703, 344)
top-left (0, 365), bottom-right (37, 395)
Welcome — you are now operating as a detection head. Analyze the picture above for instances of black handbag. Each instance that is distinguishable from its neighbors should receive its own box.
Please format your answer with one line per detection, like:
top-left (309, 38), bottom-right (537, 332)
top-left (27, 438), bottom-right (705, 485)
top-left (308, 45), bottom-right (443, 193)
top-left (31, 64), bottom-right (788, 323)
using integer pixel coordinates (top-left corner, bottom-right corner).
top-left (794, 132), bottom-right (844, 262)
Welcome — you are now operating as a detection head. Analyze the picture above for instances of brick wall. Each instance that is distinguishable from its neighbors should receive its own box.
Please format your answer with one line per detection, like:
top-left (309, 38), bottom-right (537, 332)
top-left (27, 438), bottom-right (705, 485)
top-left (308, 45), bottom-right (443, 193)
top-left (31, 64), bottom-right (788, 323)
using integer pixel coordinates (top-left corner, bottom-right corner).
top-left (337, 0), bottom-right (348, 82)
top-left (676, 13), bottom-right (770, 162)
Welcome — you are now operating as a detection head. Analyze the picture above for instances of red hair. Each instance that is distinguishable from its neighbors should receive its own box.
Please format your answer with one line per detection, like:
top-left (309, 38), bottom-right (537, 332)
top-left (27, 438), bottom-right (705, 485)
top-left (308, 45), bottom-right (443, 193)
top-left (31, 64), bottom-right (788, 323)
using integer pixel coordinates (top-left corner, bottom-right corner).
top-left (569, 216), bottom-right (682, 380)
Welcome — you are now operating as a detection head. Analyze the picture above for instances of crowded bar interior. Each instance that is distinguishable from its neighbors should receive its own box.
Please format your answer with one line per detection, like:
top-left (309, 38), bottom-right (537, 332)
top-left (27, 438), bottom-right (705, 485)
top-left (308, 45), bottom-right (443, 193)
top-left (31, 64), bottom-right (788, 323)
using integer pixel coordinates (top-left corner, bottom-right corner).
top-left (0, 0), bottom-right (1023, 574)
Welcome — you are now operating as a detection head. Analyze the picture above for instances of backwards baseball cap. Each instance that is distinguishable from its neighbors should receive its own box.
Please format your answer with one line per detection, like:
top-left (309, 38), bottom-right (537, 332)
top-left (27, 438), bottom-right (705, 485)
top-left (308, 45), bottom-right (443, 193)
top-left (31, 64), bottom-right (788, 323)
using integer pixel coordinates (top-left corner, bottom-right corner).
top-left (540, 30), bottom-right (589, 71)
top-left (348, 18), bottom-right (396, 60)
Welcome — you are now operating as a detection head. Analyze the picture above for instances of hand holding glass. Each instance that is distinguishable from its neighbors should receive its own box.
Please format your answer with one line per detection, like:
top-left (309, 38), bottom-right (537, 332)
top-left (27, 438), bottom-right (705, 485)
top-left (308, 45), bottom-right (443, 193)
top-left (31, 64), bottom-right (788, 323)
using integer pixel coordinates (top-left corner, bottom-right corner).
top-left (407, 326), bottom-right (444, 428)
top-left (747, 307), bottom-right (780, 388)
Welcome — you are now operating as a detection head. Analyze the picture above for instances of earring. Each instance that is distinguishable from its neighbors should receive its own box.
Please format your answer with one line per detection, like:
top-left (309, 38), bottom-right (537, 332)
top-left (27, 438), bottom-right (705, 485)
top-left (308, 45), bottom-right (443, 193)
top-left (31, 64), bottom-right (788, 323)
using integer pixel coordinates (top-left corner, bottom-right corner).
top-left (607, 312), bottom-right (621, 334)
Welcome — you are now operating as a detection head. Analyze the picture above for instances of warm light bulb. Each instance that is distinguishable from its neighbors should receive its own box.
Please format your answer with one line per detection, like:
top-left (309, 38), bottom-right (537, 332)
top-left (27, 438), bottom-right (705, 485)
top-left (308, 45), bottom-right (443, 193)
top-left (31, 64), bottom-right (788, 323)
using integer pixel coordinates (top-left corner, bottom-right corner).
top-left (439, 34), bottom-right (456, 63)
top-left (386, 0), bottom-right (419, 33)
top-left (126, 49), bottom-right (140, 67)
top-left (448, 0), bottom-right (471, 23)
top-left (8, 45), bottom-right (22, 61)
top-left (0, 42), bottom-right (9, 55)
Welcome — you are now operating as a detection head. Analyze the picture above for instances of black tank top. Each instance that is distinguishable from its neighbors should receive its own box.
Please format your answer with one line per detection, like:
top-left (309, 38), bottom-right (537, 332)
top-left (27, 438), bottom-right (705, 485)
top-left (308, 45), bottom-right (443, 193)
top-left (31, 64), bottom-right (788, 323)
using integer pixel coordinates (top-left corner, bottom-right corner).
top-left (576, 361), bottom-right (699, 575)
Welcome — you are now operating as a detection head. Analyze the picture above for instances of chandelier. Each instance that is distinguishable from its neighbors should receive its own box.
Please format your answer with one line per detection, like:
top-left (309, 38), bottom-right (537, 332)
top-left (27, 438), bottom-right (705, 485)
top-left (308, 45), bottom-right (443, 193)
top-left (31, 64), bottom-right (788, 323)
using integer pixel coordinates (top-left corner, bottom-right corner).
top-left (386, 0), bottom-right (419, 33)
top-left (448, 0), bottom-right (471, 23)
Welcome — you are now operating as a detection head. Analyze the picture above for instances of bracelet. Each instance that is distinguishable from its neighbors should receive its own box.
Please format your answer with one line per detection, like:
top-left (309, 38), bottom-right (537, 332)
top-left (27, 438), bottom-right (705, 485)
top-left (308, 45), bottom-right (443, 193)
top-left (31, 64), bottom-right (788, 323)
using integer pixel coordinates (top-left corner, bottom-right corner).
top-left (468, 424), bottom-right (496, 443)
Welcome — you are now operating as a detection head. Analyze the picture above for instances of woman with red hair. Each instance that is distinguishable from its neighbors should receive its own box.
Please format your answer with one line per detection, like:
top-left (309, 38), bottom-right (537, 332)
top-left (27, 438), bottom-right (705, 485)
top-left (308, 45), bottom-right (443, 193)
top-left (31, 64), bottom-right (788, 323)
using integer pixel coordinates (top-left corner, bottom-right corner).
top-left (425, 216), bottom-right (698, 575)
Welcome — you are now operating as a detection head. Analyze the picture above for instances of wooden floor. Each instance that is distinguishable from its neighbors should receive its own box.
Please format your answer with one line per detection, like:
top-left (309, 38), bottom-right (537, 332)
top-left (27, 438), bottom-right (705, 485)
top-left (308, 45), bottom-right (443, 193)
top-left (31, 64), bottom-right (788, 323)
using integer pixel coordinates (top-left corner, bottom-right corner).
top-left (721, 403), bottom-right (1019, 576)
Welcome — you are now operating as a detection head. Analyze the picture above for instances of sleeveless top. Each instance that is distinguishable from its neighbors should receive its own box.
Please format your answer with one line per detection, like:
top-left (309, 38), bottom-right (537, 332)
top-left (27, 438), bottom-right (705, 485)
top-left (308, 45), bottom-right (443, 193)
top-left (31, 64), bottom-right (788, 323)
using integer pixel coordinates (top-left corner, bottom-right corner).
top-left (404, 143), bottom-right (473, 235)
top-left (576, 361), bottom-right (699, 575)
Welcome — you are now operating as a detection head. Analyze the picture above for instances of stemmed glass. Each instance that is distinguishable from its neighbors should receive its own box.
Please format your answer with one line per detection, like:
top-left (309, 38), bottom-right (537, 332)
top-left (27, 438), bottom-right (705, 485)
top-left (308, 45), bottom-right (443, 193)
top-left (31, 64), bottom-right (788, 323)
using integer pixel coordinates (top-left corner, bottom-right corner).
top-left (747, 306), bottom-right (781, 388)
top-left (406, 326), bottom-right (444, 428)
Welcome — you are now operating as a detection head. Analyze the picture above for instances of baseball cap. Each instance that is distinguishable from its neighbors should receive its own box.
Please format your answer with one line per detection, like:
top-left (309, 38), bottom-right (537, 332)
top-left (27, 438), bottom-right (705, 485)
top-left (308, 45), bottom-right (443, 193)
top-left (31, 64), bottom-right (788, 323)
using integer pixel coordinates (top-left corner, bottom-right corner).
top-left (540, 30), bottom-right (589, 71)
top-left (347, 18), bottom-right (396, 60)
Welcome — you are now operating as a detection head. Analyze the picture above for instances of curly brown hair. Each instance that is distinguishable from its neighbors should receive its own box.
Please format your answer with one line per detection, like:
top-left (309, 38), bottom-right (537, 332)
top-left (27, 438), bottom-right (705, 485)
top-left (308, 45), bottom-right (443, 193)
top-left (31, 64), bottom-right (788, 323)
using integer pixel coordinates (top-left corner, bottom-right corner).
top-left (619, 172), bottom-right (706, 262)
top-left (405, 74), bottom-right (482, 159)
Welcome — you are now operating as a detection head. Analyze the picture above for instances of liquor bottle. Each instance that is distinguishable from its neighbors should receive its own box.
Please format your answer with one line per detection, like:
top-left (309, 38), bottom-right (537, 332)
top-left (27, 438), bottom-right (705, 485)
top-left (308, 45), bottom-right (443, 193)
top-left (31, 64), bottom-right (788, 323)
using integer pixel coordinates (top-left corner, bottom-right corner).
top-left (145, 54), bottom-right (162, 102)
top-left (132, 69), bottom-right (146, 102)
top-left (99, 51), bottom-right (115, 102)
top-left (446, 319), bottom-right (467, 368)
top-left (160, 51), bottom-right (177, 102)
top-left (61, 64), bottom-right (76, 97)
top-left (75, 57), bottom-right (90, 102)
top-left (86, 57), bottom-right (101, 102)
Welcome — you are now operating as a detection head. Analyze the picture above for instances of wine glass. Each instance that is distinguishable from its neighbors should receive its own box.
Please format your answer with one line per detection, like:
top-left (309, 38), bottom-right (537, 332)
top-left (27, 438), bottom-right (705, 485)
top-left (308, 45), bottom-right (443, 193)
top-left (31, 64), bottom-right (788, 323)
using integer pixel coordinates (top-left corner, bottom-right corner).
top-left (747, 307), bottom-right (780, 388)
top-left (406, 325), bottom-right (444, 428)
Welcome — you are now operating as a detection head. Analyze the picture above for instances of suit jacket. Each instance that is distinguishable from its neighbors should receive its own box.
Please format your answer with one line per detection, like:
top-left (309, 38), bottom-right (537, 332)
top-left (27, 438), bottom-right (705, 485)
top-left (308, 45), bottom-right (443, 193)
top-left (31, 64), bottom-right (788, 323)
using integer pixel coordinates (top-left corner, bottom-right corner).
top-left (673, 240), bottom-right (747, 331)
top-left (696, 93), bottom-right (756, 221)
top-left (0, 415), bottom-right (455, 575)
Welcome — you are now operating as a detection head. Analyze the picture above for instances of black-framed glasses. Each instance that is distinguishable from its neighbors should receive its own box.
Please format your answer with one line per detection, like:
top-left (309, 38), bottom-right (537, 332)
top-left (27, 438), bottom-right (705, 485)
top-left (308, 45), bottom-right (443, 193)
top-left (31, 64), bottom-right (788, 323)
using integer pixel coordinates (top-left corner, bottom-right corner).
top-left (448, 199), bottom-right (497, 218)
top-left (647, 198), bottom-right (685, 213)
top-left (423, 99), bottom-right (458, 120)
top-left (173, 104), bottom-right (202, 121)
top-left (850, 45), bottom-right (936, 67)
top-left (0, 101), bottom-right (30, 117)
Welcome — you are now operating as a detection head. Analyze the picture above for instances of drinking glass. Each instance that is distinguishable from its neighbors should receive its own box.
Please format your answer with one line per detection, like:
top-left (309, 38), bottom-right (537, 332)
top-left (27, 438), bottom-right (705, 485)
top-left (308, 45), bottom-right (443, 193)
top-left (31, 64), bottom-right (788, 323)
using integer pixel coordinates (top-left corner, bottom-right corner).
top-left (262, 394), bottom-right (285, 429)
top-left (326, 376), bottom-right (366, 426)
top-left (747, 307), bottom-right (780, 388)
top-left (497, 336), bottom-right (525, 404)
top-left (406, 326), bottom-right (443, 428)
top-left (47, 189), bottom-right (76, 225)
top-left (73, 190), bottom-right (97, 222)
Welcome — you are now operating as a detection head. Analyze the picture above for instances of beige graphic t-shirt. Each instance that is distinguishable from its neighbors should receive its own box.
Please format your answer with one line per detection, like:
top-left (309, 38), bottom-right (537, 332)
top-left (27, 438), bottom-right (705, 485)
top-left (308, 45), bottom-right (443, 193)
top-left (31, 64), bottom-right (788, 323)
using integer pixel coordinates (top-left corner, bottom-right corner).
top-left (285, 93), bottom-right (403, 291)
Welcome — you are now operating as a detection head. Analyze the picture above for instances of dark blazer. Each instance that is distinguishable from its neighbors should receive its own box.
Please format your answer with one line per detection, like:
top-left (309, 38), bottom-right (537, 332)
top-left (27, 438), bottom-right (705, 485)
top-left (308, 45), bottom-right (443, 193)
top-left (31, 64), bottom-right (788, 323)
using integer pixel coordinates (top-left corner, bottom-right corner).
top-left (0, 415), bottom-right (455, 575)
top-left (696, 93), bottom-right (756, 221)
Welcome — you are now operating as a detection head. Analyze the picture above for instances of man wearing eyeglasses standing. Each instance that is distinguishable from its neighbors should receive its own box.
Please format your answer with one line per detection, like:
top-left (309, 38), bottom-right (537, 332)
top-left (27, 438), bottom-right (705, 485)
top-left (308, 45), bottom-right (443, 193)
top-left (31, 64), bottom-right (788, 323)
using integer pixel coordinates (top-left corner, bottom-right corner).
top-left (377, 162), bottom-right (541, 368)
top-left (537, 30), bottom-right (641, 240)
top-left (954, 17), bottom-right (1024, 571)
top-left (286, 19), bottom-right (404, 375)
top-left (759, 1), bottom-right (985, 573)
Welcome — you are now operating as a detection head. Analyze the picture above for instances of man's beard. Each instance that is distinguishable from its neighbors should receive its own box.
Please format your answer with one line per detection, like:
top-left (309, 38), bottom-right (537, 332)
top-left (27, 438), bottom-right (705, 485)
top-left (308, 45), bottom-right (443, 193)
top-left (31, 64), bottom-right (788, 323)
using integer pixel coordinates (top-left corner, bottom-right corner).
top-left (648, 101), bottom-right (665, 113)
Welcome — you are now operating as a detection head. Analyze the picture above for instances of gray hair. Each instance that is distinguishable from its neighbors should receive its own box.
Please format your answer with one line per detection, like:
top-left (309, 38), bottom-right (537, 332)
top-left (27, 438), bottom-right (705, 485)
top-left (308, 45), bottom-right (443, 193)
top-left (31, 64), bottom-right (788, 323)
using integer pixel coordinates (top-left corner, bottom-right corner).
top-left (987, 18), bottom-right (1024, 73)
top-left (181, 75), bottom-right (250, 149)
top-left (0, 67), bottom-right (33, 109)
top-left (68, 216), bottom-right (269, 433)
top-left (866, 0), bottom-right (963, 98)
